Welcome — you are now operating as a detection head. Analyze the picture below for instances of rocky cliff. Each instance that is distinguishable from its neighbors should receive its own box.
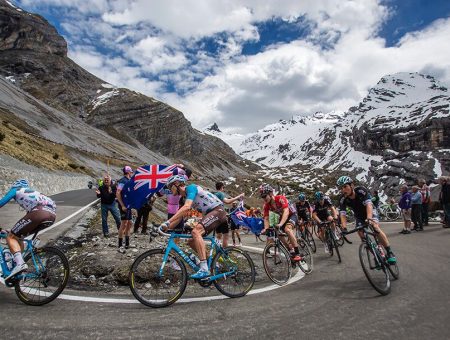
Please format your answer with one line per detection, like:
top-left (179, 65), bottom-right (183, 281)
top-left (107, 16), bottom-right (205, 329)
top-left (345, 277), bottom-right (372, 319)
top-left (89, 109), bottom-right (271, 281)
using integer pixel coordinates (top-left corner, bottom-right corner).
top-left (0, 0), bottom-right (252, 177)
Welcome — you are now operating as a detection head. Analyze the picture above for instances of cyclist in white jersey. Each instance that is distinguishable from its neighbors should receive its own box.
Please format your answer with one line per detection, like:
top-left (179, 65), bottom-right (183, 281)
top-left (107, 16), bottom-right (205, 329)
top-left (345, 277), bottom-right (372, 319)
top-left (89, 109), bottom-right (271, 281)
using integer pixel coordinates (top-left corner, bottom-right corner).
top-left (0, 179), bottom-right (56, 281)
top-left (160, 175), bottom-right (227, 279)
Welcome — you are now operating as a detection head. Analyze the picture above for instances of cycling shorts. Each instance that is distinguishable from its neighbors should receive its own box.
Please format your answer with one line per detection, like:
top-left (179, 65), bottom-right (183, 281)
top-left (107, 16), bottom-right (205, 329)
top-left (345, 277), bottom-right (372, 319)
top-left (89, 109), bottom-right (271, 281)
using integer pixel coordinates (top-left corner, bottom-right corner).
top-left (280, 214), bottom-right (298, 231)
top-left (199, 207), bottom-right (228, 235)
top-left (11, 206), bottom-right (56, 238)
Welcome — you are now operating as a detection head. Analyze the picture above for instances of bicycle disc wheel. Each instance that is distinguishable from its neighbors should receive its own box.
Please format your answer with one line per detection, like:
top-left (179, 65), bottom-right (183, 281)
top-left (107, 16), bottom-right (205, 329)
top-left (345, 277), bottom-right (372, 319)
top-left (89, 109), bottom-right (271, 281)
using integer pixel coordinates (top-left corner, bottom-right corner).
top-left (262, 243), bottom-right (292, 285)
top-left (129, 248), bottom-right (187, 308)
top-left (212, 247), bottom-right (255, 298)
top-left (296, 238), bottom-right (313, 274)
top-left (358, 243), bottom-right (390, 295)
top-left (15, 246), bottom-right (69, 306)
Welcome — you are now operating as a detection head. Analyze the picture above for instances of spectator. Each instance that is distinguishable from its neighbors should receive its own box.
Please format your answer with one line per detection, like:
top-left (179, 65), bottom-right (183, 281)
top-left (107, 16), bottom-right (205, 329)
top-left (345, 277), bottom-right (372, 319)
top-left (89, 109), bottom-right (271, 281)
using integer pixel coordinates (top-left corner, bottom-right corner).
top-left (213, 181), bottom-right (244, 247)
top-left (411, 186), bottom-right (423, 231)
top-left (133, 195), bottom-right (155, 234)
top-left (96, 174), bottom-right (120, 238)
top-left (116, 166), bottom-right (134, 253)
top-left (439, 176), bottom-right (450, 228)
top-left (418, 179), bottom-right (431, 226)
top-left (398, 185), bottom-right (412, 234)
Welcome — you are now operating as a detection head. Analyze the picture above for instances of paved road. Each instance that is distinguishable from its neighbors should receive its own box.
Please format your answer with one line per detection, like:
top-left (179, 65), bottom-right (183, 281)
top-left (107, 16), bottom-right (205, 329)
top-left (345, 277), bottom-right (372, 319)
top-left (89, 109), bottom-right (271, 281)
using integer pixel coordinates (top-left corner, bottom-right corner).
top-left (1, 221), bottom-right (449, 339)
top-left (1, 188), bottom-right (98, 243)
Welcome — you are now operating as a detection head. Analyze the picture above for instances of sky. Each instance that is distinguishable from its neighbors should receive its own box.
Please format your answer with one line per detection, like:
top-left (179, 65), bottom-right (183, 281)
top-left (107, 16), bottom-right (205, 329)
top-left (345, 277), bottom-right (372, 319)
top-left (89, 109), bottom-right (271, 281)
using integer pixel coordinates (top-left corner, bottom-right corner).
top-left (10, 0), bottom-right (450, 133)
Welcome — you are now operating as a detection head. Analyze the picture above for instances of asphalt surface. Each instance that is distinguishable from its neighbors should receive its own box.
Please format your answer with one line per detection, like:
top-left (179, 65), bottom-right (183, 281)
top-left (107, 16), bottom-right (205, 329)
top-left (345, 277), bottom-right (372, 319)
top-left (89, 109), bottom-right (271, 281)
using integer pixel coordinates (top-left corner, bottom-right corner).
top-left (1, 216), bottom-right (449, 339)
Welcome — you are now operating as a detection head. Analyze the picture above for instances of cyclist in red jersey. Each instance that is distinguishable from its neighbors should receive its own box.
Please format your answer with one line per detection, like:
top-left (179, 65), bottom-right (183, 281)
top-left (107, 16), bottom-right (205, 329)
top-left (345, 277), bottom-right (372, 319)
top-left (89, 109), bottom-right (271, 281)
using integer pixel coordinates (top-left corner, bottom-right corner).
top-left (259, 184), bottom-right (302, 262)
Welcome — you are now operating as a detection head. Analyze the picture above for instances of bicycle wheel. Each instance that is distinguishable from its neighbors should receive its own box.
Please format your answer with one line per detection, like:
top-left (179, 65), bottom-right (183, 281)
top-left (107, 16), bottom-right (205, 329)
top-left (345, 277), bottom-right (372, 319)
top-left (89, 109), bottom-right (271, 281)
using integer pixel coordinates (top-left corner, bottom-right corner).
top-left (262, 243), bottom-right (292, 285)
top-left (325, 230), bottom-right (334, 257)
top-left (129, 248), bottom-right (187, 308)
top-left (331, 234), bottom-right (341, 263)
top-left (212, 247), bottom-right (255, 298)
top-left (358, 242), bottom-right (390, 295)
top-left (305, 229), bottom-right (316, 253)
top-left (296, 238), bottom-right (314, 274)
top-left (15, 246), bottom-right (69, 306)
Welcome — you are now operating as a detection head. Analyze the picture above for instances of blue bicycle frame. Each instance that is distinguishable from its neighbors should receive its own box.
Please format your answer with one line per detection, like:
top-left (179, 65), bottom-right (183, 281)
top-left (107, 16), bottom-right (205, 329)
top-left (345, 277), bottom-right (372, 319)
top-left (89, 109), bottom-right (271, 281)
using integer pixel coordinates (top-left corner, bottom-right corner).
top-left (0, 232), bottom-right (43, 281)
top-left (160, 232), bottom-right (237, 281)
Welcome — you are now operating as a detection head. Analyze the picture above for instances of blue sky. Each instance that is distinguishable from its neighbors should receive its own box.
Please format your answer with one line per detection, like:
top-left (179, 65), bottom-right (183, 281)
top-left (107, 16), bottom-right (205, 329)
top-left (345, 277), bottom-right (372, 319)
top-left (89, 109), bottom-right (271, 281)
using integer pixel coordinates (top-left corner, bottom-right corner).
top-left (9, 0), bottom-right (450, 133)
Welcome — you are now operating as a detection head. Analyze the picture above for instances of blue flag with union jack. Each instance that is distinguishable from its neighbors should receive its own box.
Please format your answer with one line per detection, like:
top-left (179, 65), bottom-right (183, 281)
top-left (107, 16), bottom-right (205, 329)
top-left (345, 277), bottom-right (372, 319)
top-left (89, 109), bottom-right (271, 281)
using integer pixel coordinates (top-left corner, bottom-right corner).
top-left (230, 201), bottom-right (264, 235)
top-left (121, 164), bottom-right (178, 209)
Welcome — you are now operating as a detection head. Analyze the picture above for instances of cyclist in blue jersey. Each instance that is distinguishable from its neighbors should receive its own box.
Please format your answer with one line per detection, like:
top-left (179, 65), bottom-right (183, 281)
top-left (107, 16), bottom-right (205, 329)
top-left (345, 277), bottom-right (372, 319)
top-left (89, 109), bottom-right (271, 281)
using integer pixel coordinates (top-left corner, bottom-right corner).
top-left (0, 179), bottom-right (56, 281)
top-left (160, 175), bottom-right (227, 279)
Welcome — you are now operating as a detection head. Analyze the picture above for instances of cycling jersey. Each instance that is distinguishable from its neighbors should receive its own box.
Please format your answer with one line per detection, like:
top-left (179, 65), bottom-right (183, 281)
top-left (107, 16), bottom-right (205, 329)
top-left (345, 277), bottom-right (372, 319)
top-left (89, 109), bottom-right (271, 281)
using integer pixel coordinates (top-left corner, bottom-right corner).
top-left (263, 195), bottom-right (296, 218)
top-left (339, 186), bottom-right (376, 221)
top-left (296, 201), bottom-right (311, 214)
top-left (312, 196), bottom-right (333, 221)
top-left (0, 187), bottom-right (56, 213)
top-left (185, 184), bottom-right (223, 214)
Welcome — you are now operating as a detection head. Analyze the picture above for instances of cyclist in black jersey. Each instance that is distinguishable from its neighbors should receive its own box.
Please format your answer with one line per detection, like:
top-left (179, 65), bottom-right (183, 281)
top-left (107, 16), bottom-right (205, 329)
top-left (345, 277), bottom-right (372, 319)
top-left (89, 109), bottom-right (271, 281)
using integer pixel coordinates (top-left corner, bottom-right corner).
top-left (295, 193), bottom-right (311, 223)
top-left (337, 176), bottom-right (396, 264)
top-left (312, 191), bottom-right (339, 254)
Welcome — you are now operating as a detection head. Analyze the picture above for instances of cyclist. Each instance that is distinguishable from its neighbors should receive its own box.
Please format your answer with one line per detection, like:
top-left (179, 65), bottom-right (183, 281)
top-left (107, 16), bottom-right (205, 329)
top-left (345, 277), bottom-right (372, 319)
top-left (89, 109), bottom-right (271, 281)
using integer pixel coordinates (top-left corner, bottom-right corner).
top-left (213, 182), bottom-right (244, 247)
top-left (337, 176), bottom-right (396, 264)
top-left (0, 179), bottom-right (56, 281)
top-left (296, 193), bottom-right (312, 226)
top-left (160, 175), bottom-right (228, 279)
top-left (312, 191), bottom-right (339, 254)
top-left (259, 184), bottom-right (302, 262)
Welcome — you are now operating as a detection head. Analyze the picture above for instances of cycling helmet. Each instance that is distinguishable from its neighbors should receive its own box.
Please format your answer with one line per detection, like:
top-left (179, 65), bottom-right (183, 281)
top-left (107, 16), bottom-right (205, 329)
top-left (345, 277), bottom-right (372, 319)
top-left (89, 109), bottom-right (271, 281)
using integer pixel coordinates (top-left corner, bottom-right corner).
top-left (298, 193), bottom-right (306, 201)
top-left (314, 191), bottom-right (324, 201)
top-left (259, 184), bottom-right (274, 197)
top-left (166, 175), bottom-right (187, 189)
top-left (12, 179), bottom-right (29, 188)
top-left (336, 176), bottom-right (353, 187)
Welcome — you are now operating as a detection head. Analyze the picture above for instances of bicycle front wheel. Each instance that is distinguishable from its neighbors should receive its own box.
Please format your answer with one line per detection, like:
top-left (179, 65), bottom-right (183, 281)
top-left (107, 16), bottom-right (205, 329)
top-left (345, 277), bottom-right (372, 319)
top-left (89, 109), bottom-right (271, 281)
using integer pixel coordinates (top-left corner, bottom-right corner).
top-left (359, 243), bottom-right (390, 295)
top-left (129, 248), bottom-right (187, 308)
top-left (262, 243), bottom-right (292, 285)
top-left (15, 246), bottom-right (69, 306)
top-left (296, 237), bottom-right (314, 274)
top-left (212, 247), bottom-right (255, 298)
top-left (305, 229), bottom-right (316, 253)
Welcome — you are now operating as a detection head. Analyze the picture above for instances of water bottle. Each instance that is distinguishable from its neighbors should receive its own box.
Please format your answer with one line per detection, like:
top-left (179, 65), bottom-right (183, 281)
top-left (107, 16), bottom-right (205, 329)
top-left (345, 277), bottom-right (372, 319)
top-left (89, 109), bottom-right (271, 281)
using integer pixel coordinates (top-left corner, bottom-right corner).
top-left (2, 248), bottom-right (14, 271)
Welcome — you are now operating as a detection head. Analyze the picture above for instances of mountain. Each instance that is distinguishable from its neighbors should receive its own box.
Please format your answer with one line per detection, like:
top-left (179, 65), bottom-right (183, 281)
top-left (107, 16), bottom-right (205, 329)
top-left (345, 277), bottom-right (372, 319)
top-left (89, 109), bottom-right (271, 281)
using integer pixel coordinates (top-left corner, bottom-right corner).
top-left (0, 0), bottom-right (253, 178)
top-left (208, 72), bottom-right (449, 197)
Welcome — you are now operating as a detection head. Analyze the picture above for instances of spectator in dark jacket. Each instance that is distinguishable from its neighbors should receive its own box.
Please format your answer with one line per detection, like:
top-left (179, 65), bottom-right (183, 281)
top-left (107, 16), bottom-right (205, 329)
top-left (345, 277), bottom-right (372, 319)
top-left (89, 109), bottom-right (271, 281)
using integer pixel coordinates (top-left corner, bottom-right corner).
top-left (411, 186), bottom-right (423, 231)
top-left (96, 175), bottom-right (121, 237)
top-left (398, 185), bottom-right (412, 234)
top-left (134, 195), bottom-right (156, 234)
top-left (439, 176), bottom-right (450, 228)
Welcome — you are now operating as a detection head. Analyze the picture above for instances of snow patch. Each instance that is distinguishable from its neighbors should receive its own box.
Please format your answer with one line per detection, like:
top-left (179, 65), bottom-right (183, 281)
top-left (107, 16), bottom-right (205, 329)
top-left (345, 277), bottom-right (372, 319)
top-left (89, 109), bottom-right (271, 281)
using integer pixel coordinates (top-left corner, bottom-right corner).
top-left (91, 89), bottom-right (120, 110)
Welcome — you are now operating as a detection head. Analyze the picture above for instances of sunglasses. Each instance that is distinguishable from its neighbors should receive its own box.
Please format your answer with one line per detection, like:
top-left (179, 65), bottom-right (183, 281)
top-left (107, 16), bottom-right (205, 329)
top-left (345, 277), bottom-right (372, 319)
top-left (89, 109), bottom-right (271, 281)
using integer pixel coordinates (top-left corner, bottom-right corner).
top-left (260, 194), bottom-right (268, 199)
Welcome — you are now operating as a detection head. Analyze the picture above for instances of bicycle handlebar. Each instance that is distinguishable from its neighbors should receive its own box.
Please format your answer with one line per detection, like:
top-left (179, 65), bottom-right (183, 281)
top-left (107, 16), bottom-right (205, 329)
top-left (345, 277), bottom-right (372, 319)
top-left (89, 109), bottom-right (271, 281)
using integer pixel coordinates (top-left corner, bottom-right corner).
top-left (157, 226), bottom-right (171, 237)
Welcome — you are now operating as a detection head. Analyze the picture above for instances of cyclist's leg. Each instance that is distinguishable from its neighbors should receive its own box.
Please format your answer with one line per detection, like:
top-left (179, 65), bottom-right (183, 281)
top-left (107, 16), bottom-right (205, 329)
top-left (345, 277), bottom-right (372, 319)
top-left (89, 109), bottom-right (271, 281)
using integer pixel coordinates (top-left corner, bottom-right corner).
top-left (8, 207), bottom-right (55, 279)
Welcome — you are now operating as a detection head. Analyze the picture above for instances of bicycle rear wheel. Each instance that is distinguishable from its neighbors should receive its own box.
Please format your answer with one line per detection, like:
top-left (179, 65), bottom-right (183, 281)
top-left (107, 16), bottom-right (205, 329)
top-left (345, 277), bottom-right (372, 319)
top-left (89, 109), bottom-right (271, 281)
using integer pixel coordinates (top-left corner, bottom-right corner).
top-left (296, 238), bottom-right (313, 274)
top-left (359, 242), bottom-right (391, 295)
top-left (262, 243), bottom-right (292, 285)
top-left (129, 248), bottom-right (187, 308)
top-left (15, 246), bottom-right (69, 306)
top-left (212, 247), bottom-right (255, 298)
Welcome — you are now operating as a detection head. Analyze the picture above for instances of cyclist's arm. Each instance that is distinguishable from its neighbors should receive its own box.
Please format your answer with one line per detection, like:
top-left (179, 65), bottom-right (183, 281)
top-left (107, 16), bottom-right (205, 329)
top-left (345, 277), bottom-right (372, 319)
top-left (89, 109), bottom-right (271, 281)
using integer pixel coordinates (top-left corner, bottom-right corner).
top-left (262, 216), bottom-right (270, 231)
top-left (312, 211), bottom-right (321, 224)
top-left (365, 201), bottom-right (374, 220)
top-left (0, 188), bottom-right (16, 208)
top-left (277, 207), bottom-right (290, 226)
top-left (116, 188), bottom-right (127, 211)
top-left (166, 199), bottom-right (193, 228)
top-left (331, 206), bottom-right (338, 219)
top-left (339, 211), bottom-right (347, 229)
